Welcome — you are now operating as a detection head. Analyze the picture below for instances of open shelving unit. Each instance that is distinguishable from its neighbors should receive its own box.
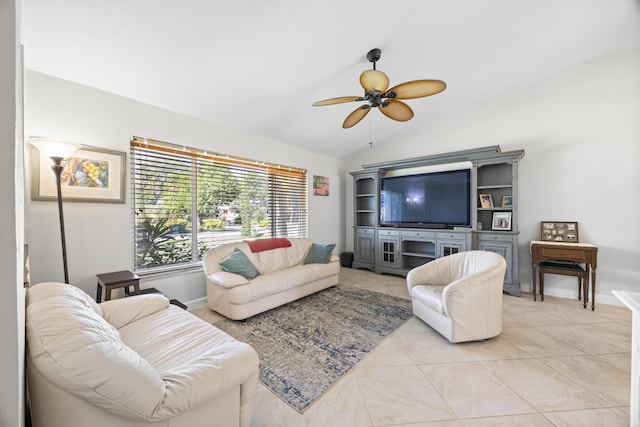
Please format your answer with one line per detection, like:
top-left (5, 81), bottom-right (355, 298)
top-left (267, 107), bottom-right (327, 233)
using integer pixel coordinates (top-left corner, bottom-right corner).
top-left (351, 171), bottom-right (379, 270)
top-left (354, 174), bottom-right (377, 227)
top-left (476, 162), bottom-right (515, 232)
top-left (401, 239), bottom-right (436, 270)
top-left (351, 145), bottom-right (524, 295)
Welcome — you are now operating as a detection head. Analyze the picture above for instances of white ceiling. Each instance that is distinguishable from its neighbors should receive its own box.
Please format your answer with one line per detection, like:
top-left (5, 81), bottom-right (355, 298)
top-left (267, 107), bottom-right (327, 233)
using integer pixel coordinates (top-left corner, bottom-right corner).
top-left (22, 0), bottom-right (640, 159)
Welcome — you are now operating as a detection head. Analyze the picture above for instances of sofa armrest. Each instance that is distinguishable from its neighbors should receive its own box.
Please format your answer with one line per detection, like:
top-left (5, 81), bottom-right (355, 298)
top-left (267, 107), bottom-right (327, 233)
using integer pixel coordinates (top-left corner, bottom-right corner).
top-left (152, 340), bottom-right (259, 419)
top-left (100, 294), bottom-right (170, 329)
top-left (207, 271), bottom-right (250, 289)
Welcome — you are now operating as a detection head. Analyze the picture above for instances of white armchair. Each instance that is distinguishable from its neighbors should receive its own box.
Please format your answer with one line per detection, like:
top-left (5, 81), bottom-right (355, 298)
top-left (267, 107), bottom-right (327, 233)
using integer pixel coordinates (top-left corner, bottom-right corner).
top-left (406, 250), bottom-right (507, 343)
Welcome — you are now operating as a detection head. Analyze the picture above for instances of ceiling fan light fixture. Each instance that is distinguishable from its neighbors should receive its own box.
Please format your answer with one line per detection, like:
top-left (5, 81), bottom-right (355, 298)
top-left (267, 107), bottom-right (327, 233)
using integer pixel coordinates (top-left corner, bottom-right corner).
top-left (360, 70), bottom-right (389, 93)
top-left (312, 48), bottom-right (446, 128)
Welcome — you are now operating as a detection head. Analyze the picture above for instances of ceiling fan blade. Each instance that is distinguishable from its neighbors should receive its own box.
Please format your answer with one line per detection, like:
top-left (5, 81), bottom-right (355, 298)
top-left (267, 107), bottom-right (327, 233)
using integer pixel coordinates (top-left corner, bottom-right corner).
top-left (385, 79), bottom-right (446, 100)
top-left (379, 100), bottom-right (414, 122)
top-left (312, 96), bottom-right (364, 106)
top-left (360, 70), bottom-right (390, 93)
top-left (343, 105), bottom-right (371, 128)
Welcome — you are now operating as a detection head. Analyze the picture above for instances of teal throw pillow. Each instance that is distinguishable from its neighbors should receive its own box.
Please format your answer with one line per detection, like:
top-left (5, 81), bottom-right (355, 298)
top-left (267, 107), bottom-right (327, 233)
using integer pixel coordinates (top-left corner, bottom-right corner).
top-left (304, 243), bottom-right (336, 264)
top-left (218, 248), bottom-right (260, 280)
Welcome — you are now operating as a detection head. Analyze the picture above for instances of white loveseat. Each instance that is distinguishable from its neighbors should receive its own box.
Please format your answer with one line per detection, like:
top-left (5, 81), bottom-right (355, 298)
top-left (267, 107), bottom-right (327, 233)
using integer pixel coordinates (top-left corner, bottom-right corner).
top-left (407, 250), bottom-right (507, 343)
top-left (26, 282), bottom-right (259, 427)
top-left (204, 238), bottom-right (340, 320)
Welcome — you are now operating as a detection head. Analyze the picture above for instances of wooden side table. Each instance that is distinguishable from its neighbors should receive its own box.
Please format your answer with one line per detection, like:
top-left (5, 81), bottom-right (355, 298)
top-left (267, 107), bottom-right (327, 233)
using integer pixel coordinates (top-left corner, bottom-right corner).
top-left (96, 270), bottom-right (140, 302)
top-left (530, 240), bottom-right (598, 310)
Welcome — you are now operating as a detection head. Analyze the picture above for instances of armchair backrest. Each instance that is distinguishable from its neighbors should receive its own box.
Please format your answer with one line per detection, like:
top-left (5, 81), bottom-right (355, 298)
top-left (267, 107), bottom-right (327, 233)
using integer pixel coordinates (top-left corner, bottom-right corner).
top-left (448, 250), bottom-right (506, 281)
top-left (203, 237), bottom-right (312, 276)
top-left (407, 250), bottom-right (506, 288)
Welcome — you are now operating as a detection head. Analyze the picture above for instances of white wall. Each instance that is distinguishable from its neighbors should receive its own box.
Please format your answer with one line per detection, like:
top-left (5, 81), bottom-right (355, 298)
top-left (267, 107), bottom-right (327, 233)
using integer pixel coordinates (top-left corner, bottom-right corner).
top-left (0, 0), bottom-right (26, 425)
top-left (345, 49), bottom-right (640, 305)
top-left (24, 71), bottom-right (345, 303)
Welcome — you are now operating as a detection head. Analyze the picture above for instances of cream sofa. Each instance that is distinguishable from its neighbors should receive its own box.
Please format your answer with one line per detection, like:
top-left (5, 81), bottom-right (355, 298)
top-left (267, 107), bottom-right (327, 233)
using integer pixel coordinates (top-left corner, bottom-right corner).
top-left (406, 250), bottom-right (507, 343)
top-left (204, 238), bottom-right (340, 320)
top-left (26, 282), bottom-right (259, 427)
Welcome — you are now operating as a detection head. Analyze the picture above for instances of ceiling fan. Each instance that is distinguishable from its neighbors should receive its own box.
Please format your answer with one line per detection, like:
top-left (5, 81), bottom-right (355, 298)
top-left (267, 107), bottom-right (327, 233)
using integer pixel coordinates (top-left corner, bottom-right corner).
top-left (312, 48), bottom-right (446, 128)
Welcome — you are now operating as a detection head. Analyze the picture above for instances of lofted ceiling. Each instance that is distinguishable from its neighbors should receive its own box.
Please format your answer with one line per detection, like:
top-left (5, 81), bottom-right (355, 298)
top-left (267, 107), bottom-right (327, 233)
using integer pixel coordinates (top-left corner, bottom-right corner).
top-left (22, 0), bottom-right (640, 159)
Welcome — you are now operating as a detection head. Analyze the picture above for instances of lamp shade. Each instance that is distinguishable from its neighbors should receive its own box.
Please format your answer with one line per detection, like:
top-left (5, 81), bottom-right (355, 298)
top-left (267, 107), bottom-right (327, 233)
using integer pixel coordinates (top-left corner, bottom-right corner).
top-left (29, 138), bottom-right (80, 159)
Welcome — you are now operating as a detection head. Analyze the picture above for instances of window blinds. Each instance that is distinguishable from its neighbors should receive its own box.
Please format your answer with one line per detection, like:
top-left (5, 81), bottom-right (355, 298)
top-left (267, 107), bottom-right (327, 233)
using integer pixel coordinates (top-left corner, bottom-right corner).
top-left (130, 137), bottom-right (308, 270)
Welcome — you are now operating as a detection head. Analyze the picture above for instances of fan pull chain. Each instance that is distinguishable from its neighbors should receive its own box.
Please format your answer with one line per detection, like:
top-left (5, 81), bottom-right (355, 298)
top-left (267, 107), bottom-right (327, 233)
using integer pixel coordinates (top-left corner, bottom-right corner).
top-left (368, 114), bottom-right (374, 148)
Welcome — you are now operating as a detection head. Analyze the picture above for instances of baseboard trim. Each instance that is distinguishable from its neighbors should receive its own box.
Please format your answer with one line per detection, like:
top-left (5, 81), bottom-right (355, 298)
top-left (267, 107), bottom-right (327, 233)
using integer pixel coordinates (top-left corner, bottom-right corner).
top-left (187, 288), bottom-right (626, 311)
top-left (184, 296), bottom-right (207, 310)
top-left (519, 283), bottom-right (625, 307)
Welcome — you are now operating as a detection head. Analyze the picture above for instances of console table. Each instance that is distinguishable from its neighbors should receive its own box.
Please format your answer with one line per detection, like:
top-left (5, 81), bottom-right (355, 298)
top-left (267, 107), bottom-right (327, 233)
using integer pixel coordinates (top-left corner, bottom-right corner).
top-left (530, 240), bottom-right (598, 310)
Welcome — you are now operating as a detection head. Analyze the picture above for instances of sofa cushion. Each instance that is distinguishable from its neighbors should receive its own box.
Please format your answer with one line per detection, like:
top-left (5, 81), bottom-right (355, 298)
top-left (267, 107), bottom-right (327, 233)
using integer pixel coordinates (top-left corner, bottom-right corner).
top-left (117, 305), bottom-right (259, 419)
top-left (411, 285), bottom-right (446, 315)
top-left (253, 238), bottom-right (311, 274)
top-left (228, 272), bottom-right (289, 305)
top-left (303, 243), bottom-right (336, 264)
top-left (302, 256), bottom-right (341, 280)
top-left (280, 265), bottom-right (317, 290)
top-left (219, 248), bottom-right (260, 280)
top-left (100, 293), bottom-right (169, 329)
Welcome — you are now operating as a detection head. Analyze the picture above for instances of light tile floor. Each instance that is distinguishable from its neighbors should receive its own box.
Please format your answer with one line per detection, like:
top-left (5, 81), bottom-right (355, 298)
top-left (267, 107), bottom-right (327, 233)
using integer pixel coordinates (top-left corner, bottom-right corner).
top-left (193, 267), bottom-right (633, 427)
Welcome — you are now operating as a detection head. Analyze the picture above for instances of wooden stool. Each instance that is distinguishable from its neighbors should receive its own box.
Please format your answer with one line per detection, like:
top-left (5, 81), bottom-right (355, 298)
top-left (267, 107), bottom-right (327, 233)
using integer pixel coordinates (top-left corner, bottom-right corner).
top-left (538, 260), bottom-right (589, 308)
top-left (96, 270), bottom-right (140, 302)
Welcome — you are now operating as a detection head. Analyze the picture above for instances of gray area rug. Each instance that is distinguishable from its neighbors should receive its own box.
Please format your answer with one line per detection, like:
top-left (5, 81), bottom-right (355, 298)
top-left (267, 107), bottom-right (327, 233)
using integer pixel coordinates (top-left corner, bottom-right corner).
top-left (213, 285), bottom-right (413, 413)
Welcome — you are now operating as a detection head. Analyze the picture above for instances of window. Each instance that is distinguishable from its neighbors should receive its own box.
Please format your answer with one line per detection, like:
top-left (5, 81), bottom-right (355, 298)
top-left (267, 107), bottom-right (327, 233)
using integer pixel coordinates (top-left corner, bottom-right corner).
top-left (131, 137), bottom-right (308, 271)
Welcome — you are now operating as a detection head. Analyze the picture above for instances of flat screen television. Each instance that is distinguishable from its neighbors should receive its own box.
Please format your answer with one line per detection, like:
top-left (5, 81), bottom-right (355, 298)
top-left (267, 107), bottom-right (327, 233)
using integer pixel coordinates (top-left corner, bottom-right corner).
top-left (380, 169), bottom-right (471, 228)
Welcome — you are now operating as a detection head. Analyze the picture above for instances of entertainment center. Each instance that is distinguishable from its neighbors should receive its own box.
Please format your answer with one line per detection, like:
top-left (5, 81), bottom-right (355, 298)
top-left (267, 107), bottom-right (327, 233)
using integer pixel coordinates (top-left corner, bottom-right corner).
top-left (350, 145), bottom-right (524, 296)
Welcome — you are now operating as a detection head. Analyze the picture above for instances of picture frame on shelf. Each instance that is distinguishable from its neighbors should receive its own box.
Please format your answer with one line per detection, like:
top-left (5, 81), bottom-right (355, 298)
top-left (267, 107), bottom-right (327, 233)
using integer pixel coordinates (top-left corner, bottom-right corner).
top-left (31, 145), bottom-right (126, 203)
top-left (479, 194), bottom-right (494, 208)
top-left (492, 212), bottom-right (512, 231)
top-left (540, 221), bottom-right (579, 242)
top-left (502, 195), bottom-right (513, 208)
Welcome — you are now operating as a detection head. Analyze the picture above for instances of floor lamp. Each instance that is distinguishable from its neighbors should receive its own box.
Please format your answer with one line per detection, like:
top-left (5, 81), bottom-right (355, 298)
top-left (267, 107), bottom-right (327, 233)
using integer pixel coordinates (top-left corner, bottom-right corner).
top-left (29, 138), bottom-right (80, 284)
